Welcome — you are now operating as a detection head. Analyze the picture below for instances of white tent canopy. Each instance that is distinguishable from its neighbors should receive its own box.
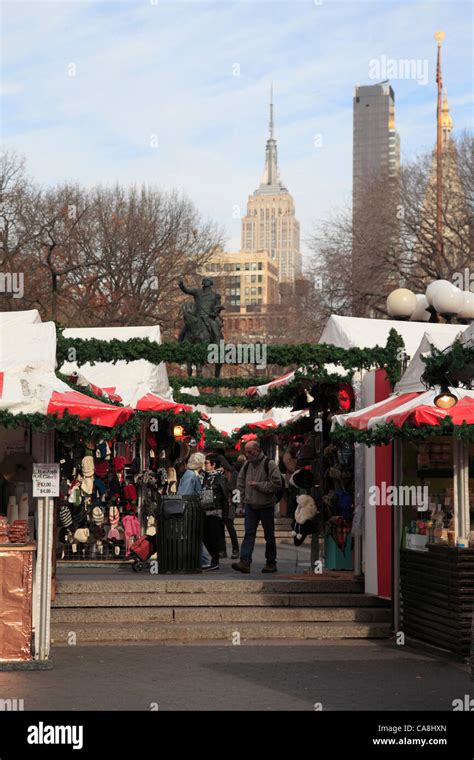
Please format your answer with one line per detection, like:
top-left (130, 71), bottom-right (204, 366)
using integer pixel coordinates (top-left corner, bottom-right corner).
top-left (62, 325), bottom-right (170, 407)
top-left (319, 314), bottom-right (459, 359)
top-left (0, 320), bottom-right (74, 415)
top-left (395, 325), bottom-right (469, 394)
top-left (0, 309), bottom-right (41, 326)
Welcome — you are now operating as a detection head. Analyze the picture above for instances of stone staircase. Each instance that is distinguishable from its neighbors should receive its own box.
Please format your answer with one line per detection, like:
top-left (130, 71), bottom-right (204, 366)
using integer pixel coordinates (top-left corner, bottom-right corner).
top-left (51, 576), bottom-right (392, 644)
top-left (233, 516), bottom-right (294, 545)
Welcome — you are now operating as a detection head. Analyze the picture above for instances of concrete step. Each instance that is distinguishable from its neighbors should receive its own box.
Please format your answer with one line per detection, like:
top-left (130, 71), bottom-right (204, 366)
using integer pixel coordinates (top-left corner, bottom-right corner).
top-left (51, 606), bottom-right (391, 624)
top-left (55, 578), bottom-right (364, 594)
top-left (52, 592), bottom-right (386, 609)
top-left (50, 620), bottom-right (392, 643)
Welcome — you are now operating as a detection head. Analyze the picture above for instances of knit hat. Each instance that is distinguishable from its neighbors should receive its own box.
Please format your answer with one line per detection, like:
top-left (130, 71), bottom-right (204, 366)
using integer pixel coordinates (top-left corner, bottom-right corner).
top-left (59, 505), bottom-right (73, 528)
top-left (92, 506), bottom-right (105, 525)
top-left (81, 455), bottom-right (94, 495)
top-left (108, 506), bottom-right (120, 525)
top-left (187, 452), bottom-right (206, 471)
top-left (74, 527), bottom-right (90, 543)
top-left (94, 459), bottom-right (109, 479)
top-left (123, 483), bottom-right (138, 502)
top-left (113, 456), bottom-right (126, 473)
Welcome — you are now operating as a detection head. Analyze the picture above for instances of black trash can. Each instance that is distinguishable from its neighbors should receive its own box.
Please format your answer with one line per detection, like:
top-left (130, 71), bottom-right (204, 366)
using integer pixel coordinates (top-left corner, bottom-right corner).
top-left (155, 495), bottom-right (204, 573)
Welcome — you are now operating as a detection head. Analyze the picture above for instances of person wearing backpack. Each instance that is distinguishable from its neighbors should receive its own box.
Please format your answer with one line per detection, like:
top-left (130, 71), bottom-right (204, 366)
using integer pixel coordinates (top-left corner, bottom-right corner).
top-left (232, 440), bottom-right (283, 574)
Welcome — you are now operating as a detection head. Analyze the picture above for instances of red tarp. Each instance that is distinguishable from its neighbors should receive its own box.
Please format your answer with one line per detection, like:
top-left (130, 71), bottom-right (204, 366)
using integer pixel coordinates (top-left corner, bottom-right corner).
top-left (135, 393), bottom-right (193, 414)
top-left (47, 391), bottom-right (135, 428)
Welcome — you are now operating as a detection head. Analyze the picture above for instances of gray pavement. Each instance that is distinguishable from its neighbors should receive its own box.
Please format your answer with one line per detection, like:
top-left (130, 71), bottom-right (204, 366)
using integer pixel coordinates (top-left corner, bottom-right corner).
top-left (56, 542), bottom-right (314, 581)
top-left (0, 641), bottom-right (469, 711)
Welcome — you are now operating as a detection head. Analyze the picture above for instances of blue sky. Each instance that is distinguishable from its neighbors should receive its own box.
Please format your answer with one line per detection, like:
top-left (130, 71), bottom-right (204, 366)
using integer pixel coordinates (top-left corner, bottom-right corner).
top-left (1, 0), bottom-right (473, 257)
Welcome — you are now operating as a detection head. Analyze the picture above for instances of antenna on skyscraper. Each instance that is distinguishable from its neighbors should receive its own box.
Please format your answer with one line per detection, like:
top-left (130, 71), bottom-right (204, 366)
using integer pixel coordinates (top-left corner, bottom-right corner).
top-left (269, 82), bottom-right (274, 140)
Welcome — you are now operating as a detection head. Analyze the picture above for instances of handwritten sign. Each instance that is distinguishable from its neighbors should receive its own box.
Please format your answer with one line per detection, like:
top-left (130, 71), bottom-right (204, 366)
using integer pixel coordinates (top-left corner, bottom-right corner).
top-left (33, 464), bottom-right (60, 498)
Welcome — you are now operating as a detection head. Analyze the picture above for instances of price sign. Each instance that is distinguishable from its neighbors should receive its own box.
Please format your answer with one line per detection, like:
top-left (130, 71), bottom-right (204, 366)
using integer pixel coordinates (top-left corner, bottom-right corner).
top-left (33, 463), bottom-right (60, 498)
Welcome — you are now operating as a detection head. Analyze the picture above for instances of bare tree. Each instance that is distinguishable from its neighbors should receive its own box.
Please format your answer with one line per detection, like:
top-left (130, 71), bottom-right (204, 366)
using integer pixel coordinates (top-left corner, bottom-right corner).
top-left (0, 151), bottom-right (224, 329)
top-left (309, 134), bottom-right (473, 319)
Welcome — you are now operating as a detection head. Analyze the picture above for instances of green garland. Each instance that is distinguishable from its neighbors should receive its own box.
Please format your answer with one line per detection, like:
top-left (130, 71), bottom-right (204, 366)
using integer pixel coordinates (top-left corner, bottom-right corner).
top-left (173, 372), bottom-right (354, 410)
top-left (169, 375), bottom-right (276, 389)
top-left (57, 334), bottom-right (208, 367)
top-left (0, 407), bottom-right (201, 440)
top-left (331, 419), bottom-right (474, 446)
top-left (421, 340), bottom-right (474, 388)
top-left (0, 409), bottom-right (141, 441)
top-left (57, 329), bottom-right (404, 386)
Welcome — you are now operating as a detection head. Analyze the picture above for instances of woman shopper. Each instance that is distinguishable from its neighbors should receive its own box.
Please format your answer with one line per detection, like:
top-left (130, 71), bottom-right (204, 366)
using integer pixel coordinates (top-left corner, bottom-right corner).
top-left (177, 452), bottom-right (205, 496)
top-left (177, 452), bottom-right (210, 567)
top-left (201, 454), bottom-right (229, 571)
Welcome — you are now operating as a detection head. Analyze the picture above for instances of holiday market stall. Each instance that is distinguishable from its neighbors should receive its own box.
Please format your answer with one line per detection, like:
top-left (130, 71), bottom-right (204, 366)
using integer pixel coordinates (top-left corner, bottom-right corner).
top-left (0, 316), bottom-right (135, 664)
top-left (332, 322), bottom-right (474, 656)
top-left (58, 325), bottom-right (206, 566)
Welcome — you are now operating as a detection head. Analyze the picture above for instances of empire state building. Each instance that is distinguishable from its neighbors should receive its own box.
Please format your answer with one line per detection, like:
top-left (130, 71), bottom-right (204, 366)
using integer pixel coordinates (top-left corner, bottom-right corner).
top-left (241, 90), bottom-right (302, 283)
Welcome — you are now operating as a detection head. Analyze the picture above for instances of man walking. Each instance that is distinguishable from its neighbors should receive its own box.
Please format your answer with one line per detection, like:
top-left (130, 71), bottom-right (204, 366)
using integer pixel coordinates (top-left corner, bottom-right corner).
top-left (232, 441), bottom-right (282, 574)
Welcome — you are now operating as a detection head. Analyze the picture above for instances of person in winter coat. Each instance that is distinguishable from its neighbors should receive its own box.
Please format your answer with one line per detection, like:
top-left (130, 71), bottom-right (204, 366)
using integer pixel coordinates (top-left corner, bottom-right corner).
top-left (232, 441), bottom-right (282, 574)
top-left (201, 454), bottom-right (228, 571)
top-left (177, 452), bottom-right (205, 496)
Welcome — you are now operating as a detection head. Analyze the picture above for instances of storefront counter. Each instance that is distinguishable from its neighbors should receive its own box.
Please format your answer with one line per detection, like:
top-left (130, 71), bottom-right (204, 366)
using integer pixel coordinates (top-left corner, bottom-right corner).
top-left (400, 545), bottom-right (474, 657)
top-left (0, 543), bottom-right (35, 662)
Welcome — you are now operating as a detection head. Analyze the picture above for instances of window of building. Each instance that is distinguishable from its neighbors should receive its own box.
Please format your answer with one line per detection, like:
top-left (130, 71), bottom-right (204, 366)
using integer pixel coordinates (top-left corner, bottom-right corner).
top-left (258, 275), bottom-right (262, 282)
top-left (245, 263), bottom-right (250, 270)
top-left (258, 263), bottom-right (263, 270)
top-left (258, 287), bottom-right (262, 294)
top-left (251, 275), bottom-right (256, 283)
top-left (235, 263), bottom-right (241, 271)
top-left (245, 288), bottom-right (250, 295)
top-left (258, 298), bottom-right (262, 305)
top-left (251, 287), bottom-right (256, 295)
top-left (251, 262), bottom-right (257, 270)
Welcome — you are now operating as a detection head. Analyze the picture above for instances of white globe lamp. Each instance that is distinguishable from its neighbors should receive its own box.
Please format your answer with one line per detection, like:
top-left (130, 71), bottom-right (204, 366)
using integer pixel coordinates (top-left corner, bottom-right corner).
top-left (432, 285), bottom-right (464, 320)
top-left (457, 291), bottom-right (474, 323)
top-left (409, 294), bottom-right (430, 322)
top-left (426, 280), bottom-right (455, 306)
top-left (386, 288), bottom-right (417, 320)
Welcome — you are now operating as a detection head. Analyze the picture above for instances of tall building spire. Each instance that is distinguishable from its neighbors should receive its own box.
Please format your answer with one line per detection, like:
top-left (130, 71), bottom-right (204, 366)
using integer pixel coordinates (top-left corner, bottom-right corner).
top-left (256, 86), bottom-right (287, 195)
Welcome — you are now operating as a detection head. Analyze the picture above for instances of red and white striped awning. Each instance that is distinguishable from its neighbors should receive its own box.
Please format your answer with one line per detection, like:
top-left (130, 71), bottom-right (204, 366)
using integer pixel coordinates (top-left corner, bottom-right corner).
top-left (246, 371), bottom-right (296, 397)
top-left (332, 389), bottom-right (474, 431)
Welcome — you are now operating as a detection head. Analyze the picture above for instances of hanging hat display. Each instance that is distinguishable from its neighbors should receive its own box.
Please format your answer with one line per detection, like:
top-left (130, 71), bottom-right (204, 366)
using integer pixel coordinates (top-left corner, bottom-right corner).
top-left (81, 455), bottom-right (94, 495)
top-left (74, 527), bottom-right (90, 544)
top-left (91, 506), bottom-right (105, 525)
top-left (59, 505), bottom-right (73, 528)
top-left (108, 506), bottom-right (120, 525)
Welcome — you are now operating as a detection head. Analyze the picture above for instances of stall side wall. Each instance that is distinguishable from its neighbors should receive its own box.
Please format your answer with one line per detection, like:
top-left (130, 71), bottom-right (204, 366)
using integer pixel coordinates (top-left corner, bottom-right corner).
top-left (363, 370), bottom-right (393, 599)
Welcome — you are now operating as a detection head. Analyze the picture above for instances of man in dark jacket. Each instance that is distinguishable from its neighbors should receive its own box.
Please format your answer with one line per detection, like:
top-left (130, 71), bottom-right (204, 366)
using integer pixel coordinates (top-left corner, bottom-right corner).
top-left (232, 441), bottom-right (282, 574)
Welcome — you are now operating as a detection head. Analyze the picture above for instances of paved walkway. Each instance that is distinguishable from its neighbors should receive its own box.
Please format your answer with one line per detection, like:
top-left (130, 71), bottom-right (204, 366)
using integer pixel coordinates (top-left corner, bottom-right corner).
top-left (56, 543), bottom-right (317, 581)
top-left (0, 641), bottom-right (469, 711)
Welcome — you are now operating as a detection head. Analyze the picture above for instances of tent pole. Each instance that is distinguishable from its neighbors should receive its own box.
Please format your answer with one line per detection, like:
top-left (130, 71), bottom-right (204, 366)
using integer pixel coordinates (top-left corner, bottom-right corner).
top-left (392, 439), bottom-right (402, 635)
